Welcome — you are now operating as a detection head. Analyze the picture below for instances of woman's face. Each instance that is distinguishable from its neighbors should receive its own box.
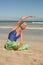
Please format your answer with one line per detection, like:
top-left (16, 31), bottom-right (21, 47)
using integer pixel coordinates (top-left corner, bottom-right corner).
top-left (20, 22), bottom-right (27, 30)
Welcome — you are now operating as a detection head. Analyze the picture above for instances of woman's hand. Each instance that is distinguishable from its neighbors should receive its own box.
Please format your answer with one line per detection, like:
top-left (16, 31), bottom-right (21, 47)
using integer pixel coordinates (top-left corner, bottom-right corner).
top-left (29, 15), bottom-right (36, 18)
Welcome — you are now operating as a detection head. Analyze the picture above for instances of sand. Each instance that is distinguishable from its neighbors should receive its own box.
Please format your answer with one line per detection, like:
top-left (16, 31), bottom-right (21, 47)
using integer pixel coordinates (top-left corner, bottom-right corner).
top-left (0, 40), bottom-right (43, 65)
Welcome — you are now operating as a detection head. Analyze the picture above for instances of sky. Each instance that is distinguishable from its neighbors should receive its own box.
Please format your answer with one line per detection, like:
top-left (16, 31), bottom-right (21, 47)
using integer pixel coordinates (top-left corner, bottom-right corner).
top-left (0, 0), bottom-right (43, 20)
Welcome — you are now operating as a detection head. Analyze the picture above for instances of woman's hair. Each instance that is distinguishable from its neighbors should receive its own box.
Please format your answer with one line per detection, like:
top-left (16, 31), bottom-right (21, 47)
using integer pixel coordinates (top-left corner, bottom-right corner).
top-left (20, 22), bottom-right (27, 30)
top-left (18, 22), bottom-right (24, 27)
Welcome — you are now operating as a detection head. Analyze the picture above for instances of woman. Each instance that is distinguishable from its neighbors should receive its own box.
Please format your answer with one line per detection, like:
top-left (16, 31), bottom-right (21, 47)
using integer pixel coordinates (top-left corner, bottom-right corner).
top-left (5, 15), bottom-right (34, 50)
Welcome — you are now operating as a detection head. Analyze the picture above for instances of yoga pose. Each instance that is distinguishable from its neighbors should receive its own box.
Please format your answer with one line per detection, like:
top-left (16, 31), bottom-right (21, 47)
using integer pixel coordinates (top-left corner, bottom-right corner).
top-left (5, 15), bottom-right (35, 50)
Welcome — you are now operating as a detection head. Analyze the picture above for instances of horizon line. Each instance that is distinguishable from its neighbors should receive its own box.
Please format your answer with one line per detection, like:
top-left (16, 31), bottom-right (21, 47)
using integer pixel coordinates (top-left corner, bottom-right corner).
top-left (0, 20), bottom-right (43, 22)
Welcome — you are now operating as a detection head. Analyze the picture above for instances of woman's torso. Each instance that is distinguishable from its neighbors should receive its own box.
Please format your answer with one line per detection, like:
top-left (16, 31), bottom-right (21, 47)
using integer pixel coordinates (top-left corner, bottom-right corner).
top-left (8, 29), bottom-right (21, 41)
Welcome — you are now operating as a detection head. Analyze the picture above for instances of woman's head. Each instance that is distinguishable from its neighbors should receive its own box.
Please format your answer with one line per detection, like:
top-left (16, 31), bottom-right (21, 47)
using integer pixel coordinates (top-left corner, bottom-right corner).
top-left (20, 22), bottom-right (27, 30)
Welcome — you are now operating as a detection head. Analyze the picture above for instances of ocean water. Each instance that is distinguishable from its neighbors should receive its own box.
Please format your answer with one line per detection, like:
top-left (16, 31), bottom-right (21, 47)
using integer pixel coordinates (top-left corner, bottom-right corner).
top-left (0, 21), bottom-right (43, 28)
top-left (0, 21), bottom-right (43, 40)
top-left (0, 21), bottom-right (16, 26)
top-left (0, 21), bottom-right (43, 41)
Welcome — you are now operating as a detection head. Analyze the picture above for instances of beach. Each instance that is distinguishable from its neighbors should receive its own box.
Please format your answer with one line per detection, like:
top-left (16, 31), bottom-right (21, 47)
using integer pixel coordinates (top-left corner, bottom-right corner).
top-left (0, 40), bottom-right (43, 65)
top-left (0, 0), bottom-right (43, 64)
top-left (0, 22), bottom-right (43, 65)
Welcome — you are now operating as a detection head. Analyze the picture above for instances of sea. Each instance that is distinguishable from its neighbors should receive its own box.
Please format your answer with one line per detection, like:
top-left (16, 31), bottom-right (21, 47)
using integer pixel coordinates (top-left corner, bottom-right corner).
top-left (0, 21), bottom-right (43, 41)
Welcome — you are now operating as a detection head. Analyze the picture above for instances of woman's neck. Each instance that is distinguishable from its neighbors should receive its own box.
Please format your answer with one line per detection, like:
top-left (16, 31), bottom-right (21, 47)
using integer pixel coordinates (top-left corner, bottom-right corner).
top-left (16, 27), bottom-right (21, 33)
